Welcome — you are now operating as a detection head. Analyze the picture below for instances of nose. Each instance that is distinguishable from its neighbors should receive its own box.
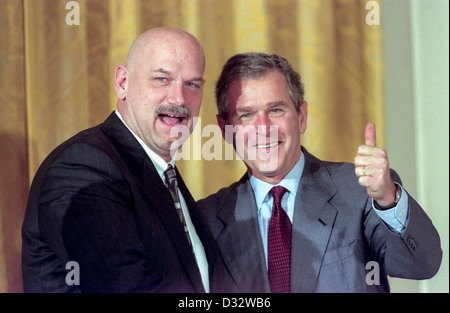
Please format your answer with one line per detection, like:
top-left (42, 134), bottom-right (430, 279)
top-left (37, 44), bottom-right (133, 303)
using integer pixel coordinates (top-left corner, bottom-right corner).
top-left (167, 81), bottom-right (186, 106)
top-left (255, 113), bottom-right (271, 136)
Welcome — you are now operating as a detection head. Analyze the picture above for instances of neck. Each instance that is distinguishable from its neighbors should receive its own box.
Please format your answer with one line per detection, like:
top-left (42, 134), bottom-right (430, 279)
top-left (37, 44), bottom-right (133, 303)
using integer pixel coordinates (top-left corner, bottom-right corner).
top-left (248, 152), bottom-right (302, 185)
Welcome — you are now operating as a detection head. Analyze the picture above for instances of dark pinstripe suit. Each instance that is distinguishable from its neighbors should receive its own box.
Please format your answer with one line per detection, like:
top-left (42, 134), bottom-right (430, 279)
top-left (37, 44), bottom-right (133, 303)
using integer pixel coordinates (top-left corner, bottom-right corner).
top-left (22, 112), bottom-right (216, 292)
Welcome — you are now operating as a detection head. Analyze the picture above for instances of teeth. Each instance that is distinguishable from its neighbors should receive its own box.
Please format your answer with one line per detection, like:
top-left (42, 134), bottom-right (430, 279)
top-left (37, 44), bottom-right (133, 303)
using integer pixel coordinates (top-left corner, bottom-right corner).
top-left (256, 142), bottom-right (278, 148)
top-left (159, 113), bottom-right (185, 126)
top-left (161, 113), bottom-right (183, 118)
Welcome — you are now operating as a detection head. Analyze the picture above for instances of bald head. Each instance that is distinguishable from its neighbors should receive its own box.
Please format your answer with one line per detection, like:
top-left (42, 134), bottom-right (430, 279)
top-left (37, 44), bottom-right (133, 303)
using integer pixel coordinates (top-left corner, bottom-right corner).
top-left (114, 27), bottom-right (206, 161)
top-left (126, 27), bottom-right (205, 74)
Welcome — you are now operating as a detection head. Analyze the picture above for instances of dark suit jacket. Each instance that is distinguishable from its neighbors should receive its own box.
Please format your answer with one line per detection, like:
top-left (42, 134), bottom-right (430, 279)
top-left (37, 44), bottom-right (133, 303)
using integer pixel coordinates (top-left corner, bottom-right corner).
top-left (22, 112), bottom-right (217, 293)
top-left (197, 147), bottom-right (442, 293)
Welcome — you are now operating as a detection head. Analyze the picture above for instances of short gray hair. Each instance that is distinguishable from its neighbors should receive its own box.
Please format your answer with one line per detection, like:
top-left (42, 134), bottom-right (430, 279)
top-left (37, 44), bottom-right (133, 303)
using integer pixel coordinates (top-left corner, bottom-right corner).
top-left (215, 52), bottom-right (305, 120)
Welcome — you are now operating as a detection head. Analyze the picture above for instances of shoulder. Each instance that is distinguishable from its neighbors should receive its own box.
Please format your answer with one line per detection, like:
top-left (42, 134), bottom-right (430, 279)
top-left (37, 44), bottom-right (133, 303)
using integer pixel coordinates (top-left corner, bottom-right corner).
top-left (38, 125), bottom-right (112, 168)
top-left (305, 149), bottom-right (401, 188)
top-left (303, 148), bottom-right (356, 178)
top-left (36, 112), bottom-right (127, 170)
top-left (302, 148), bottom-right (364, 196)
top-left (197, 175), bottom-right (248, 215)
top-left (30, 121), bottom-right (129, 195)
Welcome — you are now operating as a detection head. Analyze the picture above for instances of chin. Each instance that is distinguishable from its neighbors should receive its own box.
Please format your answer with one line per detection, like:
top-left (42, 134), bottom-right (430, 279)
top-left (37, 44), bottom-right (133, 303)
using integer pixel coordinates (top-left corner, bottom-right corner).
top-left (249, 159), bottom-right (282, 175)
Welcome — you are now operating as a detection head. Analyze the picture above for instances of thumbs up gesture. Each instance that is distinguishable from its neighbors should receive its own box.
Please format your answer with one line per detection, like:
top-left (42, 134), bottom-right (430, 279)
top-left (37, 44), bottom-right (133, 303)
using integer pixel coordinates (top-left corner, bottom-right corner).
top-left (354, 123), bottom-right (397, 206)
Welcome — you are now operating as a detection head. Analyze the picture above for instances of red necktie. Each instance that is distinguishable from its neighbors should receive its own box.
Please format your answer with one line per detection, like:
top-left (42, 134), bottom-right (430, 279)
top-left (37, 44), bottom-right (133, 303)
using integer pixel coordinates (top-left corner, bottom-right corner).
top-left (268, 186), bottom-right (291, 293)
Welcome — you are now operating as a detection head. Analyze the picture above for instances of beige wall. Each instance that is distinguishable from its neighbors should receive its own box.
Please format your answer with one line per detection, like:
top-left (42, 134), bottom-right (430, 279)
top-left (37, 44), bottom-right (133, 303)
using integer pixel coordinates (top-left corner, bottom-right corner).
top-left (383, 0), bottom-right (449, 293)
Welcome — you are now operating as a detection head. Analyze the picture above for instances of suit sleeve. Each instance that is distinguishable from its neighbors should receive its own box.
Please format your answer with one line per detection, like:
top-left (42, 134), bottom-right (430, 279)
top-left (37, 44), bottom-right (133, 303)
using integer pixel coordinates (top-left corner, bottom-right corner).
top-left (38, 142), bottom-right (165, 292)
top-left (364, 169), bottom-right (442, 280)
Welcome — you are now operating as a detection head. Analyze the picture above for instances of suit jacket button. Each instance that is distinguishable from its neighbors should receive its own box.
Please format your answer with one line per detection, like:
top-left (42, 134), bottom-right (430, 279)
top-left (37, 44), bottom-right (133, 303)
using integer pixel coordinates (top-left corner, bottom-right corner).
top-left (407, 235), bottom-right (418, 250)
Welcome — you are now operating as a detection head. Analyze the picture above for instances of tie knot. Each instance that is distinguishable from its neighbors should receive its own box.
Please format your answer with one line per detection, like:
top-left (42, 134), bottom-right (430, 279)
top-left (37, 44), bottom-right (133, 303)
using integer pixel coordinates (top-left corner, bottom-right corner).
top-left (270, 186), bottom-right (288, 206)
top-left (164, 164), bottom-right (177, 185)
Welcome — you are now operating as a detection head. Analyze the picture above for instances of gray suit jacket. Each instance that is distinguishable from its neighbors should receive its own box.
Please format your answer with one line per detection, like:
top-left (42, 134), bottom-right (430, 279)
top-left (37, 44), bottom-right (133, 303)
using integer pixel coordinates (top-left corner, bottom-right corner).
top-left (198, 148), bottom-right (442, 293)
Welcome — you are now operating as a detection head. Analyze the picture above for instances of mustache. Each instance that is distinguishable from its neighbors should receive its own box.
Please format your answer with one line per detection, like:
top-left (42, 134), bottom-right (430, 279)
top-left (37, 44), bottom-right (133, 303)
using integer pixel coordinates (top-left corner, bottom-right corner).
top-left (156, 105), bottom-right (191, 118)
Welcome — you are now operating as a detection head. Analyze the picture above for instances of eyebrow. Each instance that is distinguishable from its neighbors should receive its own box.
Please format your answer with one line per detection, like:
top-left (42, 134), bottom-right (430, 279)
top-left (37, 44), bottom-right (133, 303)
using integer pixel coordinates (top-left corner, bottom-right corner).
top-left (236, 101), bottom-right (287, 112)
top-left (152, 68), bottom-right (204, 82)
top-left (152, 68), bottom-right (171, 76)
top-left (267, 101), bottom-right (287, 109)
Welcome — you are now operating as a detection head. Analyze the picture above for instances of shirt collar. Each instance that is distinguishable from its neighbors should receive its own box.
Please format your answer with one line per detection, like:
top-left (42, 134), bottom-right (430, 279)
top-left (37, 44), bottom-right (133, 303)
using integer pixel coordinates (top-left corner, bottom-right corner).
top-left (249, 151), bottom-right (305, 211)
top-left (115, 110), bottom-right (174, 183)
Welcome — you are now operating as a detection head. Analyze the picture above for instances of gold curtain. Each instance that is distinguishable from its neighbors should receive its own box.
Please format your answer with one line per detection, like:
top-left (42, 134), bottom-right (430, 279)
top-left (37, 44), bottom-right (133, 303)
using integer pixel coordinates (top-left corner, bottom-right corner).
top-left (0, 0), bottom-right (384, 292)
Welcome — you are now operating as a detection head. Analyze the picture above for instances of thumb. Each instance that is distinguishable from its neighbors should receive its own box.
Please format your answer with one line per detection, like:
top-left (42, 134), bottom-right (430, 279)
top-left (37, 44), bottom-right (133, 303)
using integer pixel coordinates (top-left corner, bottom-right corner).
top-left (365, 122), bottom-right (377, 147)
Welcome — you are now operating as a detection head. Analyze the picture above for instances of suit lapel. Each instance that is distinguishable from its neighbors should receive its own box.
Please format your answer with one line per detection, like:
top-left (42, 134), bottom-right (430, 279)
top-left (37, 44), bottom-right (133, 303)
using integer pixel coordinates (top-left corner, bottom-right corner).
top-left (214, 149), bottom-right (339, 293)
top-left (142, 161), bottom-right (204, 292)
top-left (101, 112), bottom-right (204, 292)
top-left (176, 168), bottom-right (217, 276)
top-left (216, 177), bottom-right (271, 292)
top-left (290, 149), bottom-right (338, 292)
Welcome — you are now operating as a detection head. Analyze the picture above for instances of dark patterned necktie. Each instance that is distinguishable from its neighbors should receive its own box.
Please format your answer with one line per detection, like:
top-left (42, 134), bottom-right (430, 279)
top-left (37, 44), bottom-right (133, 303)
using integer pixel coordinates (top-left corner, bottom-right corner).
top-left (164, 164), bottom-right (192, 248)
top-left (268, 186), bottom-right (291, 293)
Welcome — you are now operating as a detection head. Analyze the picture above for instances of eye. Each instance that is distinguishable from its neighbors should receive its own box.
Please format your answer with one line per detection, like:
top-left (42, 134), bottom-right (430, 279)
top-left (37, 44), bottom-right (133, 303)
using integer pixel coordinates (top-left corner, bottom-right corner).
top-left (186, 82), bottom-right (200, 88)
top-left (240, 112), bottom-right (251, 118)
top-left (156, 77), bottom-right (167, 82)
top-left (270, 107), bottom-right (284, 115)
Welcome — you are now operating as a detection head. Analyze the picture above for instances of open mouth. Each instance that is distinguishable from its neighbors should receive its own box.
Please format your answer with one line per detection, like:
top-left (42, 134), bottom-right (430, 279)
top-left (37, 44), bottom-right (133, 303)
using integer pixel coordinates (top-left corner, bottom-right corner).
top-left (158, 113), bottom-right (187, 126)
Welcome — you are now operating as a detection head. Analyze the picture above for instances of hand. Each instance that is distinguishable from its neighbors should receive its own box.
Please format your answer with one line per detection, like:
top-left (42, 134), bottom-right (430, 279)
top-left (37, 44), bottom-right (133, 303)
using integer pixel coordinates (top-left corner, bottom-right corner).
top-left (354, 122), bottom-right (397, 206)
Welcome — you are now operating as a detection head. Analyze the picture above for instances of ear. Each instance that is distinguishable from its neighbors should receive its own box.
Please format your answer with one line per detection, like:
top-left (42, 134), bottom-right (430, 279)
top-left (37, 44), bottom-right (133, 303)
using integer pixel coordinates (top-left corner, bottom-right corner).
top-left (299, 101), bottom-right (308, 134)
top-left (217, 114), bottom-right (233, 144)
top-left (217, 114), bottom-right (226, 139)
top-left (114, 65), bottom-right (129, 100)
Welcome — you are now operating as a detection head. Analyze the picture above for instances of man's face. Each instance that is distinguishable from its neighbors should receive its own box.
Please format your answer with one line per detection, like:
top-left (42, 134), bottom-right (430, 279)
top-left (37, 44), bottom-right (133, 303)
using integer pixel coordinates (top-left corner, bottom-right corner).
top-left (220, 70), bottom-right (307, 183)
top-left (119, 35), bottom-right (205, 161)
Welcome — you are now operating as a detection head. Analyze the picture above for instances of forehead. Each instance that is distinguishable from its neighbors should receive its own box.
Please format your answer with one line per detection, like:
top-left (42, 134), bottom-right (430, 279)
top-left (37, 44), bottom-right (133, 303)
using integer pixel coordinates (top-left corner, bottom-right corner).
top-left (132, 36), bottom-right (205, 76)
top-left (228, 71), bottom-right (292, 108)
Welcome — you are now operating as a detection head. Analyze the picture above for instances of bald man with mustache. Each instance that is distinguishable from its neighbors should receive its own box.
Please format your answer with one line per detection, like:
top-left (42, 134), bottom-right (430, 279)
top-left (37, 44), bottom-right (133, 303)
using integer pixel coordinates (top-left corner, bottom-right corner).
top-left (22, 27), bottom-right (217, 293)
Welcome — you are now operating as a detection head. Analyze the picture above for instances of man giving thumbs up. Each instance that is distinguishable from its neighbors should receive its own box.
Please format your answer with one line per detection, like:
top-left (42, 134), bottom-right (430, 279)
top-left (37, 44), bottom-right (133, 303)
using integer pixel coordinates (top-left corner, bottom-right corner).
top-left (197, 52), bottom-right (442, 293)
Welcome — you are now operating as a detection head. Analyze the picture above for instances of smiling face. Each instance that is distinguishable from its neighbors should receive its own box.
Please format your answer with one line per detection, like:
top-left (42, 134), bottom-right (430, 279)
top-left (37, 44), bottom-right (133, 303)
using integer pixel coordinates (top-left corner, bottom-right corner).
top-left (115, 28), bottom-right (205, 161)
top-left (219, 70), bottom-right (307, 184)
